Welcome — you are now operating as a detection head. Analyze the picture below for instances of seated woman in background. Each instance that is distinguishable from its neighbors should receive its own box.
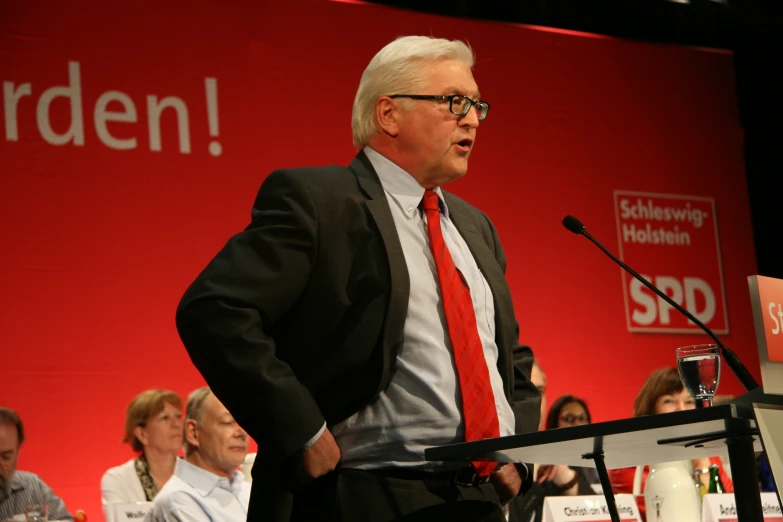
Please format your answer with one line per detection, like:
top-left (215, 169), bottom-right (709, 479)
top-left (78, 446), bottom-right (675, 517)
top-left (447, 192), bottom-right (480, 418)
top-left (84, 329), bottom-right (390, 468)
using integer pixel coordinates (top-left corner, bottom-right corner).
top-left (608, 368), bottom-right (733, 513)
top-left (537, 395), bottom-right (599, 495)
top-left (545, 394), bottom-right (592, 430)
top-left (100, 390), bottom-right (183, 518)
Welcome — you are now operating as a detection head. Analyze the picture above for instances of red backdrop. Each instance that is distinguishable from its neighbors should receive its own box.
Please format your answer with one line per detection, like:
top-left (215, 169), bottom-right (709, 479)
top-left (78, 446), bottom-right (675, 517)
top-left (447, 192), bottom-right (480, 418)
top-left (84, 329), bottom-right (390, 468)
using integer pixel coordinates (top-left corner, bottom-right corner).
top-left (1, 0), bottom-right (758, 519)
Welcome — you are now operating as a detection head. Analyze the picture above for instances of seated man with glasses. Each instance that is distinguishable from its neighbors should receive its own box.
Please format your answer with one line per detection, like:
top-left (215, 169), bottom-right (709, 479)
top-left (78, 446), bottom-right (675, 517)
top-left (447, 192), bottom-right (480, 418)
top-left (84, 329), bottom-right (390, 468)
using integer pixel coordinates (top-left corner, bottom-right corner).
top-left (176, 34), bottom-right (541, 522)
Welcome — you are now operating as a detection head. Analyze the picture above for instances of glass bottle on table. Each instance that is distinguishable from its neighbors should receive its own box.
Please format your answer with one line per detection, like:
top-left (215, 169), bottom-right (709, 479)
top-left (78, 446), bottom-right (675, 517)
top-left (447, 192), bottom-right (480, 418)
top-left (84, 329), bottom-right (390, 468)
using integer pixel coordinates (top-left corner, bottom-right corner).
top-left (707, 464), bottom-right (725, 494)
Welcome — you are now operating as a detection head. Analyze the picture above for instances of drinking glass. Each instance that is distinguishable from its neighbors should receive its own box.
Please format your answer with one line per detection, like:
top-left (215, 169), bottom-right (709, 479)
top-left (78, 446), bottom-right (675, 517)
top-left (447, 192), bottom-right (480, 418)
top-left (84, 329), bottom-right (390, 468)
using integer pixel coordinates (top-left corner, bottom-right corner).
top-left (676, 344), bottom-right (721, 407)
top-left (24, 504), bottom-right (48, 522)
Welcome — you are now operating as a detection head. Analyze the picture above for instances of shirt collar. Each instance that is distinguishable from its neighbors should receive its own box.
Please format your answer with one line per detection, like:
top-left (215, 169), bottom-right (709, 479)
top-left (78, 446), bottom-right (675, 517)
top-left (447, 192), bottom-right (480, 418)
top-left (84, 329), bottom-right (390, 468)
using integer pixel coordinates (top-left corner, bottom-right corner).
top-left (363, 147), bottom-right (448, 219)
top-left (176, 458), bottom-right (245, 497)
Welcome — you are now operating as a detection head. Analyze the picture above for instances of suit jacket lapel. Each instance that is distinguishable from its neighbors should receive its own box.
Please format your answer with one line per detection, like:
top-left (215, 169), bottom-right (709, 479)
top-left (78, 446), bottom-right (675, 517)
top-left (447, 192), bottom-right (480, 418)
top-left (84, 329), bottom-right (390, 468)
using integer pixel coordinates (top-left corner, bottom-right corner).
top-left (350, 152), bottom-right (410, 393)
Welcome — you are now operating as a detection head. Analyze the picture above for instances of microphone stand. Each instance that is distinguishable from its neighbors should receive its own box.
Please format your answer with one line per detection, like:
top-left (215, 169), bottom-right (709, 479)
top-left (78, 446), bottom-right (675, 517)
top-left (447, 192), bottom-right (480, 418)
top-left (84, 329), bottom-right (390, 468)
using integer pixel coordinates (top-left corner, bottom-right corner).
top-left (563, 216), bottom-right (767, 522)
top-left (573, 221), bottom-right (759, 392)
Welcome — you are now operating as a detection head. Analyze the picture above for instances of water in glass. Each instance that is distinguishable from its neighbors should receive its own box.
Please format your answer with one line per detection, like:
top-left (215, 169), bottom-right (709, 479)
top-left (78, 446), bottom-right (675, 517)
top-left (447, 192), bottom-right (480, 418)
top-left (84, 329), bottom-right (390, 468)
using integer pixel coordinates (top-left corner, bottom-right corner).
top-left (25, 504), bottom-right (48, 522)
top-left (678, 353), bottom-right (720, 400)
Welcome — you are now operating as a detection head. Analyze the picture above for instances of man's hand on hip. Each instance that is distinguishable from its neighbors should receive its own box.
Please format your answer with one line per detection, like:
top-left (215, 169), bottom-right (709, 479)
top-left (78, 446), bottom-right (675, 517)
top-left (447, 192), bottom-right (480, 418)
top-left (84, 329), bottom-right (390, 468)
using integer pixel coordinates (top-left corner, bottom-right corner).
top-left (297, 428), bottom-right (341, 483)
top-left (490, 463), bottom-right (522, 506)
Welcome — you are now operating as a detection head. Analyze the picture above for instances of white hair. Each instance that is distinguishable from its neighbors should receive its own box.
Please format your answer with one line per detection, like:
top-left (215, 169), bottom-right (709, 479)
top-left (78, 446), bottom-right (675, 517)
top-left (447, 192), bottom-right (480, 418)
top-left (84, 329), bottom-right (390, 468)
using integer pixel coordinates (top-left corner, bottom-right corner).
top-left (183, 386), bottom-right (212, 455)
top-left (351, 35), bottom-right (475, 149)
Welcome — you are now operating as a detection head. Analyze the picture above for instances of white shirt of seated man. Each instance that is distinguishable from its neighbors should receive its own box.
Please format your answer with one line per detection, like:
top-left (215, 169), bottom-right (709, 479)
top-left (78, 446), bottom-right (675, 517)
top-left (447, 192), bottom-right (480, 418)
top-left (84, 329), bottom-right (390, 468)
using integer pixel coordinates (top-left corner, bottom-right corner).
top-left (146, 388), bottom-right (250, 522)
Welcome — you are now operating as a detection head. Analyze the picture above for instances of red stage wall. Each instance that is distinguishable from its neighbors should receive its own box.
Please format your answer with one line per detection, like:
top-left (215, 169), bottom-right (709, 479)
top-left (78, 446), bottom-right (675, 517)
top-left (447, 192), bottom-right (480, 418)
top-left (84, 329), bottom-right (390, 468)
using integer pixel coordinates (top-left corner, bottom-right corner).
top-left (1, 0), bottom-right (758, 518)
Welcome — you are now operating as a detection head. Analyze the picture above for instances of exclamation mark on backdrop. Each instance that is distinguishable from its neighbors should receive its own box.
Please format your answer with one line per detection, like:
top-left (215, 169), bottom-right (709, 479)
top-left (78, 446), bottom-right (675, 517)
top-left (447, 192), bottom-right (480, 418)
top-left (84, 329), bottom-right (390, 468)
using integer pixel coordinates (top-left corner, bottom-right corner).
top-left (205, 77), bottom-right (222, 156)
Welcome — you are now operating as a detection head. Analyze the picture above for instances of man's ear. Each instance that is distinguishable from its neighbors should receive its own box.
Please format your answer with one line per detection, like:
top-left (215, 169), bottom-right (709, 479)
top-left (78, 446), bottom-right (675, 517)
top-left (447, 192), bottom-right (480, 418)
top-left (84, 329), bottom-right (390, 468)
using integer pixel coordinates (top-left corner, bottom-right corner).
top-left (184, 419), bottom-right (199, 449)
top-left (375, 96), bottom-right (400, 138)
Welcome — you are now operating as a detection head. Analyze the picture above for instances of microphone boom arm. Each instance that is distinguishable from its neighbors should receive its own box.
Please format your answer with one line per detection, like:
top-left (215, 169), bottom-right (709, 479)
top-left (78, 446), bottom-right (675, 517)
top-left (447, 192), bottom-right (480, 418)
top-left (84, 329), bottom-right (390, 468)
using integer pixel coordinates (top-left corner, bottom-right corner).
top-left (569, 218), bottom-right (759, 392)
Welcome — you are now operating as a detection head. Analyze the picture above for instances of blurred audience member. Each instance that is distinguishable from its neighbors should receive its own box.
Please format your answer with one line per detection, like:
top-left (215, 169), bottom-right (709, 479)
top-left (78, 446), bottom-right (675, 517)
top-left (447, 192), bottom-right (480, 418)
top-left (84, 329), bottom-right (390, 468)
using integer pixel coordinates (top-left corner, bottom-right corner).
top-left (608, 368), bottom-right (734, 517)
top-left (101, 390), bottom-right (183, 518)
top-left (545, 395), bottom-right (591, 430)
top-left (508, 365), bottom-right (596, 522)
top-left (538, 395), bottom-right (599, 491)
top-left (531, 361), bottom-right (547, 431)
top-left (759, 452), bottom-right (775, 492)
top-left (147, 387), bottom-right (250, 522)
top-left (0, 468), bottom-right (7, 503)
top-left (0, 408), bottom-right (72, 521)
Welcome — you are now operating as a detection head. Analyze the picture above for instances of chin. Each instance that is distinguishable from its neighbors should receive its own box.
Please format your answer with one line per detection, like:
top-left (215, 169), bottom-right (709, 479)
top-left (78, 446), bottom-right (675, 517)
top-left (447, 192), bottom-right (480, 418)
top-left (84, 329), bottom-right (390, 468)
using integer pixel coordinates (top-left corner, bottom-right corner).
top-left (447, 168), bottom-right (468, 182)
top-left (450, 158), bottom-right (469, 176)
top-left (227, 459), bottom-right (245, 471)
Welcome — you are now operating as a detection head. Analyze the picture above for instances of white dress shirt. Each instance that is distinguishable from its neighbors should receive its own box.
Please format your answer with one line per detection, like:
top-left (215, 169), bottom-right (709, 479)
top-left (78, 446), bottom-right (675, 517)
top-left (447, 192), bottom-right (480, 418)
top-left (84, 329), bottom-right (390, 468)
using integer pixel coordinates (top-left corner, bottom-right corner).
top-left (331, 147), bottom-right (515, 471)
top-left (146, 459), bottom-right (250, 522)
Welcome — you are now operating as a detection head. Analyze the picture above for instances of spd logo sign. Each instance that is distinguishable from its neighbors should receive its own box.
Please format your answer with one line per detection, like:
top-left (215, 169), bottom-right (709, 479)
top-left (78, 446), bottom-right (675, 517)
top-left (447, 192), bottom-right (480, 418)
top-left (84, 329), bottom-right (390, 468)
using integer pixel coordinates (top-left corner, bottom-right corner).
top-left (613, 191), bottom-right (728, 334)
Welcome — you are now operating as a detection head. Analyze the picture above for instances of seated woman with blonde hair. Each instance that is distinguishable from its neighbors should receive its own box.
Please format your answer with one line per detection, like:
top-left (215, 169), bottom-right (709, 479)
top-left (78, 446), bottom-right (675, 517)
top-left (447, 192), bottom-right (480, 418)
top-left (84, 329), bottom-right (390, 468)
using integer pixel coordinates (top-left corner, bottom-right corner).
top-left (100, 389), bottom-right (183, 519)
top-left (609, 368), bottom-right (733, 517)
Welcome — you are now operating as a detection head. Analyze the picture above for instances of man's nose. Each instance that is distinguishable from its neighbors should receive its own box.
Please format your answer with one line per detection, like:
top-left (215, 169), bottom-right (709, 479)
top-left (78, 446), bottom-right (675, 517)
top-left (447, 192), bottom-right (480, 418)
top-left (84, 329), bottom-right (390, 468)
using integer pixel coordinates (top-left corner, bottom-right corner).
top-left (459, 105), bottom-right (480, 128)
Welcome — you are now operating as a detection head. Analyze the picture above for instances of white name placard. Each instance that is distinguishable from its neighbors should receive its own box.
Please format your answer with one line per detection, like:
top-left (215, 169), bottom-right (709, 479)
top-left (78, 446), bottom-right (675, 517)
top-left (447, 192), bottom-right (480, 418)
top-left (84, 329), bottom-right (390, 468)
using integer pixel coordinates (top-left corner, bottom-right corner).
top-left (542, 494), bottom-right (642, 522)
top-left (112, 502), bottom-right (153, 522)
top-left (702, 493), bottom-right (782, 521)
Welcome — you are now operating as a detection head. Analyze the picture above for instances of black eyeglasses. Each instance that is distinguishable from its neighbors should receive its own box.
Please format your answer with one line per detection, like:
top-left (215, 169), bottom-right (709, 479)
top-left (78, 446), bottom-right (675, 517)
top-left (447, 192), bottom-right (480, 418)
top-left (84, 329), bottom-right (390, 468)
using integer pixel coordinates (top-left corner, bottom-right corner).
top-left (388, 94), bottom-right (490, 121)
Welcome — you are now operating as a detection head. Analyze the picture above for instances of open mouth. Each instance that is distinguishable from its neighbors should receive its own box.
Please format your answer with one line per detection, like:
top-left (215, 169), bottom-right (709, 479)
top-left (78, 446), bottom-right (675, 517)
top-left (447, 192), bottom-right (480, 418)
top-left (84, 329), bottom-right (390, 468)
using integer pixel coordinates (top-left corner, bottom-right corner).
top-left (455, 138), bottom-right (473, 151)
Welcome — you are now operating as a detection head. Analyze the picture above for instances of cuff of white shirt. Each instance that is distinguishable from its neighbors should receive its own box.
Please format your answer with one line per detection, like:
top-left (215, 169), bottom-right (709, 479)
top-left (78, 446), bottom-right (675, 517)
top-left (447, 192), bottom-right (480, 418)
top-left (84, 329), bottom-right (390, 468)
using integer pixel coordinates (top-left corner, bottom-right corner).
top-left (515, 463), bottom-right (533, 496)
top-left (301, 422), bottom-right (327, 452)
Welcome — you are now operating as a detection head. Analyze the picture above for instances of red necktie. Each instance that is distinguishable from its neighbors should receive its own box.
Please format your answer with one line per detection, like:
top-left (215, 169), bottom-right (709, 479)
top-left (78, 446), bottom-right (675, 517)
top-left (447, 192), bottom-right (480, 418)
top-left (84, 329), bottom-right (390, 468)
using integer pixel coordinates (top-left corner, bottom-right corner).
top-left (422, 189), bottom-right (501, 477)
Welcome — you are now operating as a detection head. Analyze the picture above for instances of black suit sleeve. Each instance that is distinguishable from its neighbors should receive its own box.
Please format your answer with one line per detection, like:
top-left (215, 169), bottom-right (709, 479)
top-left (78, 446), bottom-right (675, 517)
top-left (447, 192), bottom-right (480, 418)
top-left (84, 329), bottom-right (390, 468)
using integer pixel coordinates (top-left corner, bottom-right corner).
top-left (511, 344), bottom-right (541, 434)
top-left (176, 170), bottom-right (325, 458)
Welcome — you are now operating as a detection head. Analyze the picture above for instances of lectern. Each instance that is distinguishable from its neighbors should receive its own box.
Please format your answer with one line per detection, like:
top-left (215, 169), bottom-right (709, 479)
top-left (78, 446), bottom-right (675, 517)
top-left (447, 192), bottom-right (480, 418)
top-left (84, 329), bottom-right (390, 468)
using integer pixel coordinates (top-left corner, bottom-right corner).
top-left (426, 275), bottom-right (783, 522)
top-left (426, 402), bottom-right (770, 521)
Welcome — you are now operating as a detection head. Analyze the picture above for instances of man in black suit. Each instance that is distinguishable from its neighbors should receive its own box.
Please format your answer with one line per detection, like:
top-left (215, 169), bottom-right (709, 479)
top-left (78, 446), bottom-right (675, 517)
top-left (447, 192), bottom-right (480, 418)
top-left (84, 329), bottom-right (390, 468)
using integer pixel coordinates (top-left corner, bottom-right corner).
top-left (176, 35), bottom-right (541, 522)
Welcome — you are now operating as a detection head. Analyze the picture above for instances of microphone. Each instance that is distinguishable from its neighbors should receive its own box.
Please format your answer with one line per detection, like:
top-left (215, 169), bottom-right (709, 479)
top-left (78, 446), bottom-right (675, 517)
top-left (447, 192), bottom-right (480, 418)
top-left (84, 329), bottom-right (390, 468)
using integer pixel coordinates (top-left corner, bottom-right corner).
top-left (562, 215), bottom-right (759, 392)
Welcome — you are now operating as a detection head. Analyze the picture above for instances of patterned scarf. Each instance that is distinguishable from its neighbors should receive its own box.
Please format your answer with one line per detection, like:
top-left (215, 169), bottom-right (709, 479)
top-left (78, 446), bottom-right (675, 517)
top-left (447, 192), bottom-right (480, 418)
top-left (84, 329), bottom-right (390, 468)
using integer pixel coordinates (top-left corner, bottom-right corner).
top-left (134, 455), bottom-right (158, 501)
